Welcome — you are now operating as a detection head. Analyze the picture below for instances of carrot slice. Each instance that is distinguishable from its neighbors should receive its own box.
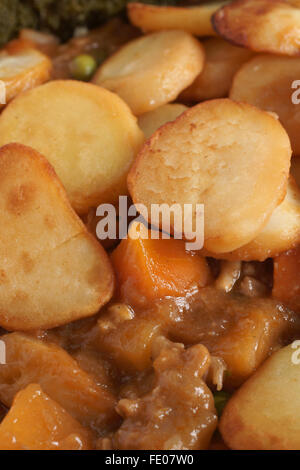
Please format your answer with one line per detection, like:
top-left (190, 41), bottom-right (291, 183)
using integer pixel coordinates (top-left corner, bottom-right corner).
top-left (111, 222), bottom-right (211, 306)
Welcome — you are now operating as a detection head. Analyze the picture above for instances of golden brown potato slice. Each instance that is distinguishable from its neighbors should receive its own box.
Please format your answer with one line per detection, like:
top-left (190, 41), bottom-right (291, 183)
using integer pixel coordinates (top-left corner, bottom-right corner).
top-left (213, 0), bottom-right (300, 56)
top-left (93, 30), bottom-right (204, 115)
top-left (0, 333), bottom-right (118, 432)
top-left (181, 38), bottom-right (253, 102)
top-left (127, 2), bottom-right (224, 36)
top-left (128, 99), bottom-right (291, 254)
top-left (0, 48), bottom-right (52, 105)
top-left (201, 177), bottom-right (300, 261)
top-left (230, 54), bottom-right (300, 156)
top-left (0, 384), bottom-right (93, 450)
top-left (0, 144), bottom-right (114, 331)
top-left (0, 80), bottom-right (144, 214)
top-left (138, 103), bottom-right (187, 139)
top-left (220, 343), bottom-right (300, 450)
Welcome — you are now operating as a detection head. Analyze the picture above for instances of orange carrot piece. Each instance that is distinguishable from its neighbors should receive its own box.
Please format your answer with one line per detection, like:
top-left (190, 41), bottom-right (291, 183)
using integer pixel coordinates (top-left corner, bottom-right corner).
top-left (111, 222), bottom-right (211, 306)
top-left (0, 384), bottom-right (93, 450)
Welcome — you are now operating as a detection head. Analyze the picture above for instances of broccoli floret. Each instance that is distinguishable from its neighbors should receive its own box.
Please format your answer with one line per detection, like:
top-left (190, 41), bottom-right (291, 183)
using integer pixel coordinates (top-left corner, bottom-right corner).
top-left (0, 0), bottom-right (181, 46)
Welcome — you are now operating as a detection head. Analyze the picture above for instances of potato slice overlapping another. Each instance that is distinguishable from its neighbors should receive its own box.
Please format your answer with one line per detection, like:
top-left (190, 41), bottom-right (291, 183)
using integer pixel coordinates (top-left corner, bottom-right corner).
top-left (127, 2), bottom-right (224, 36)
top-left (0, 143), bottom-right (114, 331)
top-left (230, 54), bottom-right (300, 156)
top-left (181, 37), bottom-right (253, 102)
top-left (128, 99), bottom-right (291, 254)
top-left (0, 48), bottom-right (52, 105)
top-left (213, 0), bottom-right (300, 56)
top-left (93, 30), bottom-right (205, 115)
top-left (138, 103), bottom-right (187, 139)
top-left (0, 80), bottom-right (144, 214)
top-left (202, 177), bottom-right (300, 261)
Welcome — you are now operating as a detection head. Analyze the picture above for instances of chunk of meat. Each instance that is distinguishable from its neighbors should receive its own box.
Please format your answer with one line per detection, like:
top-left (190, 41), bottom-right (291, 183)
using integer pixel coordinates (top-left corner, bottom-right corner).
top-left (273, 246), bottom-right (300, 312)
top-left (113, 340), bottom-right (217, 450)
top-left (97, 303), bottom-right (161, 373)
top-left (143, 287), bottom-right (299, 388)
top-left (0, 384), bottom-right (93, 450)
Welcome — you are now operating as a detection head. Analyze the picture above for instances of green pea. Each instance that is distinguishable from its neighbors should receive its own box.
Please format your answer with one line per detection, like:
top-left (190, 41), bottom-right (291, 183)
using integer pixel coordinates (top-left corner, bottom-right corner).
top-left (214, 391), bottom-right (231, 417)
top-left (70, 54), bottom-right (97, 81)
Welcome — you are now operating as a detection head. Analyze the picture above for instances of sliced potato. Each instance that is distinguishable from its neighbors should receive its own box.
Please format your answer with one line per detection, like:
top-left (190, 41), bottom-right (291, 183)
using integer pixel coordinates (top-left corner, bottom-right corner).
top-left (127, 2), bottom-right (224, 36)
top-left (128, 99), bottom-right (291, 254)
top-left (0, 48), bottom-right (52, 104)
top-left (93, 30), bottom-right (204, 115)
top-left (220, 343), bottom-right (300, 450)
top-left (0, 384), bottom-right (93, 450)
top-left (201, 177), bottom-right (300, 261)
top-left (0, 144), bottom-right (114, 331)
top-left (213, 0), bottom-right (300, 56)
top-left (138, 103), bottom-right (187, 139)
top-left (181, 37), bottom-right (253, 102)
top-left (0, 333), bottom-right (118, 432)
top-left (0, 80), bottom-right (144, 214)
top-left (230, 54), bottom-right (300, 156)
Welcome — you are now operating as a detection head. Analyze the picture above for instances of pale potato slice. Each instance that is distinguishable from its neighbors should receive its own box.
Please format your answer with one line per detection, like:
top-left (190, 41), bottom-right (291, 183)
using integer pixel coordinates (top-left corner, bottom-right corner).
top-left (0, 48), bottom-right (52, 104)
top-left (230, 54), bottom-right (300, 156)
top-left (128, 99), bottom-right (291, 254)
top-left (138, 104), bottom-right (187, 139)
top-left (220, 343), bottom-right (300, 450)
top-left (181, 38), bottom-right (253, 102)
top-left (202, 177), bottom-right (300, 261)
top-left (127, 2), bottom-right (224, 36)
top-left (93, 30), bottom-right (204, 115)
top-left (0, 333), bottom-right (118, 432)
top-left (0, 384), bottom-right (93, 450)
top-left (213, 0), bottom-right (300, 56)
top-left (0, 143), bottom-right (114, 331)
top-left (0, 80), bottom-right (144, 214)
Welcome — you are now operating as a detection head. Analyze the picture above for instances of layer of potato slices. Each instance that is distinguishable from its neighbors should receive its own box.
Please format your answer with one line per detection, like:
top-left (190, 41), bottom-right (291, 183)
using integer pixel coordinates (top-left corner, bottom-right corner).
top-left (181, 37), bottom-right (253, 102)
top-left (0, 384), bottom-right (93, 450)
top-left (202, 177), bottom-right (300, 261)
top-left (0, 80), bottom-right (144, 214)
top-left (0, 333), bottom-right (118, 432)
top-left (128, 99), bottom-right (291, 254)
top-left (230, 54), bottom-right (300, 156)
top-left (127, 2), bottom-right (224, 36)
top-left (0, 143), bottom-right (114, 331)
top-left (213, 0), bottom-right (300, 56)
top-left (138, 103), bottom-right (187, 139)
top-left (220, 343), bottom-right (300, 449)
top-left (93, 30), bottom-right (204, 115)
top-left (0, 48), bottom-right (52, 104)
